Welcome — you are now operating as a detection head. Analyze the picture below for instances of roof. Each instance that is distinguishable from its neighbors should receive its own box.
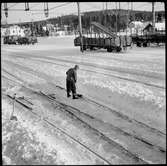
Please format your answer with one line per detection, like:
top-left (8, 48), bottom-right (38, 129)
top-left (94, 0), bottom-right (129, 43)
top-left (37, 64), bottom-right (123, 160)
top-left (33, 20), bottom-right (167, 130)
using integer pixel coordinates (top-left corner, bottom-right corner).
top-left (143, 23), bottom-right (152, 30)
top-left (129, 21), bottom-right (143, 28)
top-left (129, 21), bottom-right (151, 29)
top-left (143, 21), bottom-right (165, 31)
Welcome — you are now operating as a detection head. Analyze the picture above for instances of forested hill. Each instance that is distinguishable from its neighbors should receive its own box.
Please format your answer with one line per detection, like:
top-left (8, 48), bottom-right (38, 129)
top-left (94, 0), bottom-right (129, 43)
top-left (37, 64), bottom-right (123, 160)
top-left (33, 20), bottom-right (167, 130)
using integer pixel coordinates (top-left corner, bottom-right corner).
top-left (2, 9), bottom-right (165, 31)
top-left (47, 9), bottom-right (165, 31)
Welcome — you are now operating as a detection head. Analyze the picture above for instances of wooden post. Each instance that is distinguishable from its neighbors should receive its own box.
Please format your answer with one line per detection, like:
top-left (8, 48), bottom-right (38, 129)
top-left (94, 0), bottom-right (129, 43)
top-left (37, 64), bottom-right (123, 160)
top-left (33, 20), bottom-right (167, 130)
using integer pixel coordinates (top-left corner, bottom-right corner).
top-left (119, 2), bottom-right (121, 36)
top-left (152, 2), bottom-right (155, 33)
top-left (126, 2), bottom-right (129, 36)
top-left (105, 2), bottom-right (108, 27)
top-left (77, 2), bottom-right (83, 52)
top-left (115, 2), bottom-right (118, 35)
top-left (130, 2), bottom-right (133, 36)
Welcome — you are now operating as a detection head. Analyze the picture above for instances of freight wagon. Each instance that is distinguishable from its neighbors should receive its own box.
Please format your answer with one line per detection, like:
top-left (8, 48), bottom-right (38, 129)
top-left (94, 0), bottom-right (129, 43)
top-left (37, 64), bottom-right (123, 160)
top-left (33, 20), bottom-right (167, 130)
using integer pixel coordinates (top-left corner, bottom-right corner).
top-left (132, 32), bottom-right (165, 47)
top-left (74, 22), bottom-right (132, 52)
top-left (74, 35), bottom-right (132, 52)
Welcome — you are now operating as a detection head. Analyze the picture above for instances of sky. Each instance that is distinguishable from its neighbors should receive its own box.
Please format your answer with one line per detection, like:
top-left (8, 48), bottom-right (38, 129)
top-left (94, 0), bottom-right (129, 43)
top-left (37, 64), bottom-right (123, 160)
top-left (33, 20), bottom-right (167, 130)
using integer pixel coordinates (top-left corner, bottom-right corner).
top-left (1, 2), bottom-right (165, 24)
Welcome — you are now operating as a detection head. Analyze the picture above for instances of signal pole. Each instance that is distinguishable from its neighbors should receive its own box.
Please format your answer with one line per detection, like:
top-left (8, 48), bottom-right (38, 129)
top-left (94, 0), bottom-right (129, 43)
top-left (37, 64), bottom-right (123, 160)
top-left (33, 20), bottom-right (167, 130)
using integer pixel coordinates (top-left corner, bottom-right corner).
top-left (77, 2), bottom-right (83, 52)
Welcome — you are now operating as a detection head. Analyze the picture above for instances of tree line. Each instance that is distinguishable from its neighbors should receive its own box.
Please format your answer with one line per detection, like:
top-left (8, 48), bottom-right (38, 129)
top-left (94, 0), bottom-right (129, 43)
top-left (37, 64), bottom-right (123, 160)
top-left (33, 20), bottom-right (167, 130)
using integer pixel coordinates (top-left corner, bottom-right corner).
top-left (2, 9), bottom-right (165, 36)
top-left (47, 9), bottom-right (165, 32)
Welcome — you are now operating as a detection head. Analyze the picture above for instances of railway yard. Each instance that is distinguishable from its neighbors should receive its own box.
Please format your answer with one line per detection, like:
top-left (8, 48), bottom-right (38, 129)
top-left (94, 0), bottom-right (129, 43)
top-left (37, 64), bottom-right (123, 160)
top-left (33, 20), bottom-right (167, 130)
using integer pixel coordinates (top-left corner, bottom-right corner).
top-left (2, 36), bottom-right (166, 164)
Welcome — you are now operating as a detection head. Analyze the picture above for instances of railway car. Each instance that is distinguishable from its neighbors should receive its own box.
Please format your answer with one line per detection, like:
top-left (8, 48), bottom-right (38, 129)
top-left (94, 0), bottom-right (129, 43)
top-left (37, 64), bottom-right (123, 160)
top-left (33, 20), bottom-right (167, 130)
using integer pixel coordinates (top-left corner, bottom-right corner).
top-left (74, 21), bottom-right (132, 52)
top-left (132, 33), bottom-right (165, 47)
top-left (74, 35), bottom-right (132, 52)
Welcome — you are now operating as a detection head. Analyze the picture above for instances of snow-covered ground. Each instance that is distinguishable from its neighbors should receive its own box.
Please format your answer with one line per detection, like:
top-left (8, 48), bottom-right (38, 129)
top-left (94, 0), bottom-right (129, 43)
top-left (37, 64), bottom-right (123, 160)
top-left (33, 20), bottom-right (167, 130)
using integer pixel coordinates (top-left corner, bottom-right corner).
top-left (1, 36), bottom-right (166, 164)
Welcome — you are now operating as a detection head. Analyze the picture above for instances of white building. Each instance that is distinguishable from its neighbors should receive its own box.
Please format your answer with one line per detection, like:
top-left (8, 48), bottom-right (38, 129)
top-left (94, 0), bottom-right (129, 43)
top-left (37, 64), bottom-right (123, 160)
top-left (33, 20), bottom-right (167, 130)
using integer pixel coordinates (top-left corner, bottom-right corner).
top-left (6, 25), bottom-right (25, 37)
top-left (155, 22), bottom-right (165, 31)
top-left (128, 21), bottom-right (147, 35)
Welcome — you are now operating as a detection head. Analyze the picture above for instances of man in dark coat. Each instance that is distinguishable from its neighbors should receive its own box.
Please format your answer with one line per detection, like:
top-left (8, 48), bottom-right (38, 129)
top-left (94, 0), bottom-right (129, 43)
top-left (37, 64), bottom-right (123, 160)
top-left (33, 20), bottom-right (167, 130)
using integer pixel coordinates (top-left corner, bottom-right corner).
top-left (66, 65), bottom-right (79, 99)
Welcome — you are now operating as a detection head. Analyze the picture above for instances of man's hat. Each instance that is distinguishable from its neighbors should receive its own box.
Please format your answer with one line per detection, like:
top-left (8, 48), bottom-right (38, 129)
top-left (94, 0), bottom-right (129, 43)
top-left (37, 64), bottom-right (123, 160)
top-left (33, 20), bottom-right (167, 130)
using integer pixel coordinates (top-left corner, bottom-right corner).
top-left (74, 65), bottom-right (79, 69)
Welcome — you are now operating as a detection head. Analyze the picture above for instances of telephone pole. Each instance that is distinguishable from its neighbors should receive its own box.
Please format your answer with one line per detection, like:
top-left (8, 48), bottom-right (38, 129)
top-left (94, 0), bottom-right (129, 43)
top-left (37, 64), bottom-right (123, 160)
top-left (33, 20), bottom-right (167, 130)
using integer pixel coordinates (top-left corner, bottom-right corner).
top-left (115, 2), bottom-right (118, 35)
top-left (77, 2), bottom-right (83, 52)
top-left (119, 2), bottom-right (121, 35)
top-left (126, 2), bottom-right (130, 36)
top-left (105, 2), bottom-right (108, 27)
top-left (152, 2), bottom-right (155, 33)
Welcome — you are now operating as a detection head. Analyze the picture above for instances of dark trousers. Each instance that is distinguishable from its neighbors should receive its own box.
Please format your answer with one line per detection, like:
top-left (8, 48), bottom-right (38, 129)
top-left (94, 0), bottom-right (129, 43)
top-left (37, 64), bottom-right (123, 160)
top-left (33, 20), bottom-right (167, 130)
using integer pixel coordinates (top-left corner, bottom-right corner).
top-left (66, 79), bottom-right (76, 95)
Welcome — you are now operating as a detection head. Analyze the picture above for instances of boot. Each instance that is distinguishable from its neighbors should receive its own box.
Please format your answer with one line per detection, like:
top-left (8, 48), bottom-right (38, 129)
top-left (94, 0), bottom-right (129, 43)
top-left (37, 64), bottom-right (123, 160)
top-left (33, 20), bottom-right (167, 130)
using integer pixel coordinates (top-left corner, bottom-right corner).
top-left (73, 94), bottom-right (79, 99)
top-left (67, 93), bottom-right (71, 97)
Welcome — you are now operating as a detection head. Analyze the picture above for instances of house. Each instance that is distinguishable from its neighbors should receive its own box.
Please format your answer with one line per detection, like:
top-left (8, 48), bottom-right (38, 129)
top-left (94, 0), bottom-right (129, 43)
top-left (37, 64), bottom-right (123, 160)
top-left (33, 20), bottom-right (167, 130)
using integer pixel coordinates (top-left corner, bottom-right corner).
top-left (5, 25), bottom-right (25, 37)
top-left (143, 23), bottom-right (153, 34)
top-left (128, 21), bottom-right (145, 35)
top-left (143, 21), bottom-right (165, 34)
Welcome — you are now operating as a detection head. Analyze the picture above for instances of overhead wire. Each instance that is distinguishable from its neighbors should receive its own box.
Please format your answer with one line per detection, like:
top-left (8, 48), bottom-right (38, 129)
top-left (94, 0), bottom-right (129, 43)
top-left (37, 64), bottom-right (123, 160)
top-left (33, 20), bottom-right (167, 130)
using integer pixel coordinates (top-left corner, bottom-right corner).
top-left (49, 2), bottom-right (72, 11)
top-left (30, 3), bottom-right (40, 9)
top-left (2, 2), bottom-right (164, 23)
top-left (2, 3), bottom-right (71, 12)
top-left (31, 2), bottom-right (72, 16)
top-left (8, 3), bottom-right (18, 9)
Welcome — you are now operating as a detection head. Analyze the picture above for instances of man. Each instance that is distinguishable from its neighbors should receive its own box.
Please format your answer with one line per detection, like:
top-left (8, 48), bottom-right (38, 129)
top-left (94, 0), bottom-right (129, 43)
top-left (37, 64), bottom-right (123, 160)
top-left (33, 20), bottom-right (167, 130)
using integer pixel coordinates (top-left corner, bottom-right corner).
top-left (66, 65), bottom-right (79, 99)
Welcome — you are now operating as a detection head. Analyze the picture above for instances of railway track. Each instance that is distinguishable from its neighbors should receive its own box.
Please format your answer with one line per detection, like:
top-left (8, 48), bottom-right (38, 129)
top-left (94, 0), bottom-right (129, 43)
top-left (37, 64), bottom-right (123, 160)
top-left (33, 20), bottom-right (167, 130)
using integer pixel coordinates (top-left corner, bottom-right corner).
top-left (2, 65), bottom-right (166, 136)
top-left (8, 52), bottom-right (165, 89)
top-left (3, 93), bottom-right (111, 165)
top-left (2, 69), bottom-right (166, 163)
top-left (2, 86), bottom-right (147, 164)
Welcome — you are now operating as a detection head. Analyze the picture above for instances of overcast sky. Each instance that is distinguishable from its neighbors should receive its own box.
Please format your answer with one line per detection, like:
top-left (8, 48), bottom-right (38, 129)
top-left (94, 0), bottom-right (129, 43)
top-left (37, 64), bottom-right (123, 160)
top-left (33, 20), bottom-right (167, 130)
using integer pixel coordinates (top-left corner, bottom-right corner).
top-left (1, 2), bottom-right (165, 24)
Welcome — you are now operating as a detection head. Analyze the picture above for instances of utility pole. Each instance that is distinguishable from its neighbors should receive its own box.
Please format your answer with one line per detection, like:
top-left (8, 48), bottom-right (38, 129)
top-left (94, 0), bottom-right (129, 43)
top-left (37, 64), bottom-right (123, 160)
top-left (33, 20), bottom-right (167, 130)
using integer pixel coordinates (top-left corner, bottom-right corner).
top-left (77, 2), bottom-right (83, 52)
top-left (130, 2), bottom-right (133, 35)
top-left (126, 2), bottom-right (130, 36)
top-left (152, 2), bottom-right (155, 33)
top-left (102, 2), bottom-right (105, 26)
top-left (115, 2), bottom-right (118, 35)
top-left (105, 2), bottom-right (108, 27)
top-left (119, 2), bottom-right (121, 35)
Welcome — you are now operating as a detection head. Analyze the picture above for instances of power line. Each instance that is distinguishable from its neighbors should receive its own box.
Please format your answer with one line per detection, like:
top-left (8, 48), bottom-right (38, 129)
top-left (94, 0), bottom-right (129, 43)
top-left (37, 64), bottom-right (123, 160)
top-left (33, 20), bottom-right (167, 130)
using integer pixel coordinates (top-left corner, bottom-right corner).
top-left (30, 3), bottom-right (40, 9)
top-left (31, 3), bottom-right (72, 16)
top-left (84, 3), bottom-right (101, 10)
top-left (4, 9), bottom-right (43, 11)
top-left (2, 3), bottom-right (71, 12)
top-left (8, 3), bottom-right (18, 9)
top-left (49, 2), bottom-right (72, 11)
